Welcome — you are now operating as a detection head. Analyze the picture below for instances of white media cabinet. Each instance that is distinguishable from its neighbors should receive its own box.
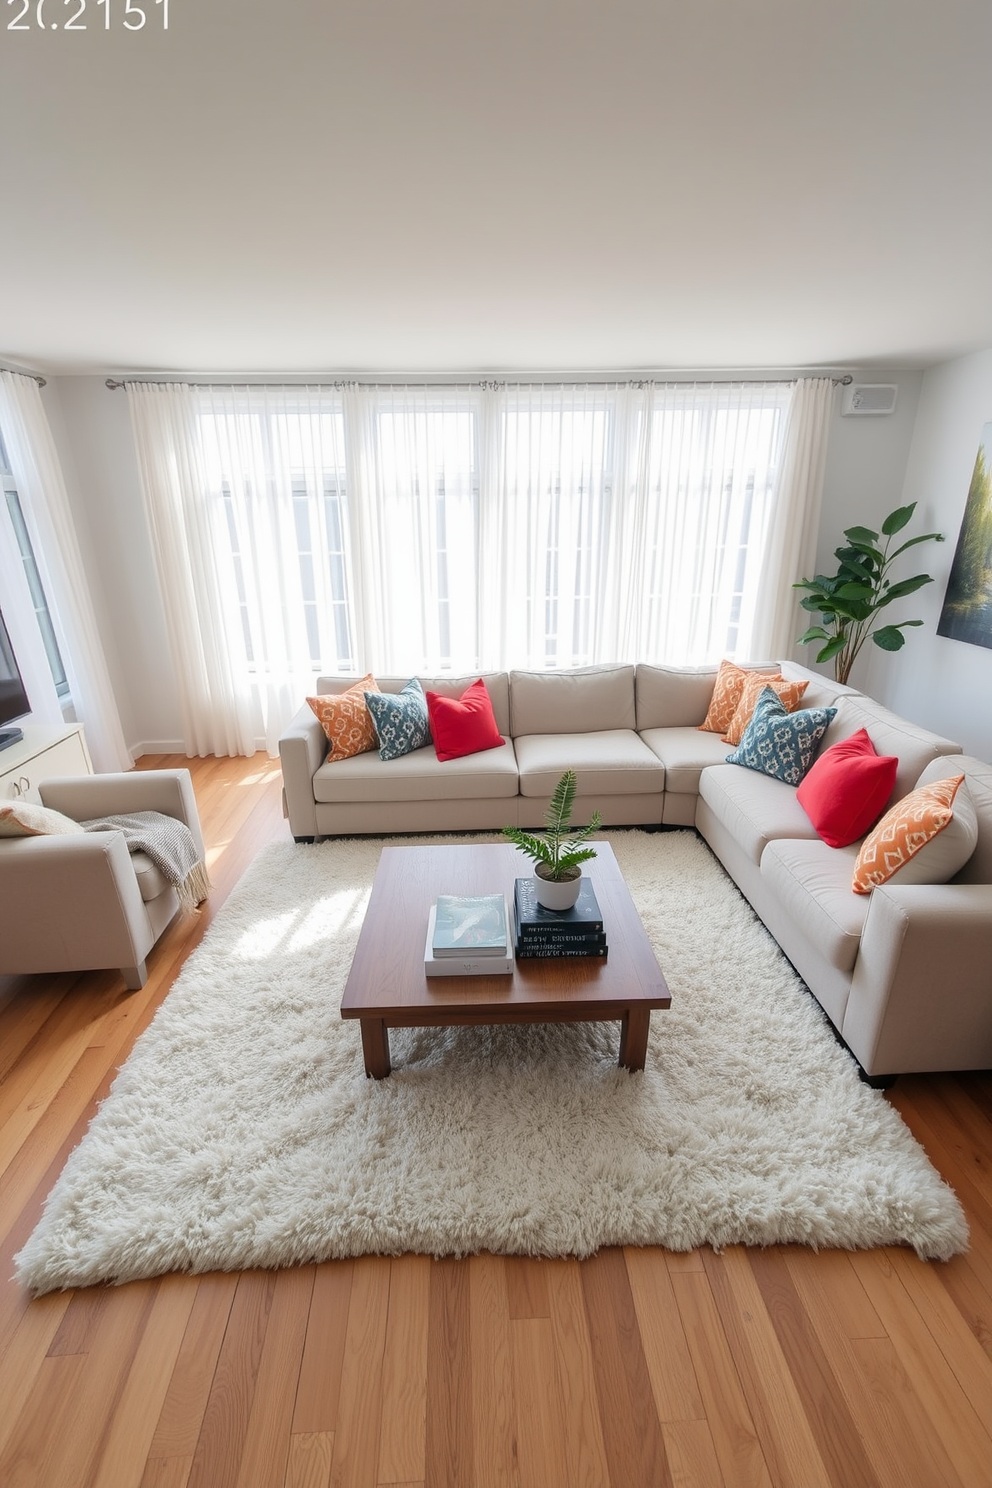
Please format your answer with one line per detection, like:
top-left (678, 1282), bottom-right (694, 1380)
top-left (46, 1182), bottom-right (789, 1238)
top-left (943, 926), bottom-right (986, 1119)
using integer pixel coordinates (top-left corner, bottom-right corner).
top-left (0, 722), bottom-right (93, 804)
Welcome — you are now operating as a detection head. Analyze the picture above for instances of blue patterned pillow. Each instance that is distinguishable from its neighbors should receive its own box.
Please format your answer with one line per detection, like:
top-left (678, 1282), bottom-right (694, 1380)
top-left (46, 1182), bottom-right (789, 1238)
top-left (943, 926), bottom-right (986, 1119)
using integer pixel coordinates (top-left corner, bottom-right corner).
top-left (365, 679), bottom-right (432, 761)
top-left (725, 687), bottom-right (837, 786)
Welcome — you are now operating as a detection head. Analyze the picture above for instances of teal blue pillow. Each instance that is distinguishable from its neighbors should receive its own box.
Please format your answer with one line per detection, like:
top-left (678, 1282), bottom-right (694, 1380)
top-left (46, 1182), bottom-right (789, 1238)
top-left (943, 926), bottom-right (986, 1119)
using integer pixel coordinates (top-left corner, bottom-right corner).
top-left (726, 687), bottom-right (836, 786)
top-left (365, 679), bottom-right (431, 760)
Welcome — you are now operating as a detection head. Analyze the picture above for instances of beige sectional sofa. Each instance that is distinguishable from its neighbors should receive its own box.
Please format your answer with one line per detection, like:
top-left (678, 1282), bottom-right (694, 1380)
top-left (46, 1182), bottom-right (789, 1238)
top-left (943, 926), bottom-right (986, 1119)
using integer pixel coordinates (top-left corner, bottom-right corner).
top-left (278, 662), bottom-right (992, 1079)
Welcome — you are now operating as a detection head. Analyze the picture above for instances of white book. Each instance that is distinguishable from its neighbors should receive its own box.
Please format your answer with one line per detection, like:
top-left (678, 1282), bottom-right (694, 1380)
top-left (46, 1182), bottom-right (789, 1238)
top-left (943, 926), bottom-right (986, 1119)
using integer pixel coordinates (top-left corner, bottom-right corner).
top-left (424, 906), bottom-right (513, 976)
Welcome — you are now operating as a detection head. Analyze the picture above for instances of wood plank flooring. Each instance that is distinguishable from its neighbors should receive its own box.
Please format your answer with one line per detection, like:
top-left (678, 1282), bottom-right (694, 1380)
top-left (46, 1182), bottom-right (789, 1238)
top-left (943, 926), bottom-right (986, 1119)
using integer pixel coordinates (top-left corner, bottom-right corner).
top-left (2, 752), bottom-right (992, 1487)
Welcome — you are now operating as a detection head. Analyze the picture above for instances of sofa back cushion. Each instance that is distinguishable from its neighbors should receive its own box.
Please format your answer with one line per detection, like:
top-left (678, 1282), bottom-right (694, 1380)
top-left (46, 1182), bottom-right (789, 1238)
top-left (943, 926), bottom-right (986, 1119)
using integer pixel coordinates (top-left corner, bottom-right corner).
top-left (821, 695), bottom-right (961, 808)
top-left (778, 660), bottom-right (863, 712)
top-left (916, 755), bottom-right (992, 884)
top-left (316, 672), bottom-right (511, 737)
top-left (509, 664), bottom-right (635, 736)
top-left (636, 664), bottom-right (720, 729)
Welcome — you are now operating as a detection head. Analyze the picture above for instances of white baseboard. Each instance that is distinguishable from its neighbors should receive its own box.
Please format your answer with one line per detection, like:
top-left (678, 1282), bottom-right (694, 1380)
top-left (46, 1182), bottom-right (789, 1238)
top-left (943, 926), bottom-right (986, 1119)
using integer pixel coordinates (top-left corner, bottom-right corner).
top-left (130, 740), bottom-right (188, 760)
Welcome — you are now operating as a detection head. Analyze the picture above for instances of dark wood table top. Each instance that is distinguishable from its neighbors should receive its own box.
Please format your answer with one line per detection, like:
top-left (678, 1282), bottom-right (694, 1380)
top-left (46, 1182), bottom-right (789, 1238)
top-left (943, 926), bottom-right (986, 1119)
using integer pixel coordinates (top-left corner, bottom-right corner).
top-left (341, 841), bottom-right (671, 1021)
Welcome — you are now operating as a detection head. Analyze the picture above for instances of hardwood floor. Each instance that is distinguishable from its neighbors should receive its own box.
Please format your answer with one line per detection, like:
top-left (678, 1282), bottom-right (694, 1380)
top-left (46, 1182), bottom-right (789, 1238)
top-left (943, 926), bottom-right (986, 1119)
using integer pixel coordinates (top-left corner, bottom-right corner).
top-left (2, 752), bottom-right (992, 1487)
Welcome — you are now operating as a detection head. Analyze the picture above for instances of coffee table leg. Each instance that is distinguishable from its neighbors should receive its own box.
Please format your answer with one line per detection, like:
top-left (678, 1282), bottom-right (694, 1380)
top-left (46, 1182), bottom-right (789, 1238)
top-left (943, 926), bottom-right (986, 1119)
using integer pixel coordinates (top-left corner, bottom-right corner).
top-left (361, 1017), bottom-right (391, 1079)
top-left (619, 1007), bottom-right (651, 1072)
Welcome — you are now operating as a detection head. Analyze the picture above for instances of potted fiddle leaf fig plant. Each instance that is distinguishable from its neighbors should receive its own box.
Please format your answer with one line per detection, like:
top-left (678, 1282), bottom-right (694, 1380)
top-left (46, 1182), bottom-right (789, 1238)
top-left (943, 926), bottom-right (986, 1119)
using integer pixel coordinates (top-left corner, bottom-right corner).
top-left (794, 502), bottom-right (944, 685)
top-left (502, 768), bottom-right (601, 910)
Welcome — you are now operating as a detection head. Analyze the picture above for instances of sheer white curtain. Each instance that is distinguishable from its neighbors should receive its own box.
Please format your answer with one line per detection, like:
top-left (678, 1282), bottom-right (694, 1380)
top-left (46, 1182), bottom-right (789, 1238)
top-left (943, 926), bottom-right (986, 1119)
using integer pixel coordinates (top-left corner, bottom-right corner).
top-left (638, 382), bottom-right (793, 664)
top-left (483, 383), bottom-right (620, 668)
top-left (126, 376), bottom-right (829, 757)
top-left (128, 382), bottom-right (353, 756)
top-left (347, 384), bottom-right (481, 674)
top-left (748, 377), bottom-right (835, 660)
top-left (0, 371), bottom-right (130, 771)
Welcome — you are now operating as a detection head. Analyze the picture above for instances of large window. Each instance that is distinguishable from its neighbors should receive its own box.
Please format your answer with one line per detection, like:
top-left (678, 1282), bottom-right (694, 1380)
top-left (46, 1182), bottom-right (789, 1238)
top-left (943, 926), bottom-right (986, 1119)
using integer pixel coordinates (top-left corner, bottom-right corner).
top-left (190, 380), bottom-right (789, 680)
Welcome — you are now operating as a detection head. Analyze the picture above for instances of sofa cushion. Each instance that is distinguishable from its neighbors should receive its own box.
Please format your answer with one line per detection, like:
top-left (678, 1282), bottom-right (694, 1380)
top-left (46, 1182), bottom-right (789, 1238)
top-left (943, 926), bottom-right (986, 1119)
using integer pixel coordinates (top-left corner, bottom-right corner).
top-left (417, 671), bottom-right (511, 738)
top-left (699, 658), bottom-right (778, 734)
top-left (509, 665), bottom-right (635, 736)
top-left (365, 678), bottom-right (431, 760)
top-left (313, 738), bottom-right (520, 804)
top-left (915, 755), bottom-right (992, 885)
top-left (778, 660), bottom-right (863, 711)
top-left (760, 839), bottom-right (869, 974)
top-left (0, 800), bottom-right (85, 837)
top-left (725, 689), bottom-right (836, 786)
top-left (307, 674), bottom-right (379, 761)
top-left (820, 695), bottom-right (961, 807)
top-left (514, 730), bottom-right (664, 798)
top-left (130, 850), bottom-right (170, 903)
top-left (698, 763), bottom-right (822, 865)
top-left (426, 678), bottom-right (504, 761)
top-left (796, 728), bottom-right (899, 848)
top-left (639, 725), bottom-right (733, 795)
top-left (635, 664), bottom-right (718, 729)
top-left (721, 674), bottom-right (810, 746)
top-left (852, 774), bottom-right (977, 894)
top-left (316, 672), bottom-right (512, 738)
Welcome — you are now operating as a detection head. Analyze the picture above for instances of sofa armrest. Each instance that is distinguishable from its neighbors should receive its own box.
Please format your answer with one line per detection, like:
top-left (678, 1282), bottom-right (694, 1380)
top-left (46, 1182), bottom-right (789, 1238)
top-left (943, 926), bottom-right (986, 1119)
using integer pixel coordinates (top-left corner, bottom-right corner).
top-left (39, 769), bottom-right (206, 862)
top-left (279, 705), bottom-right (327, 838)
top-left (842, 882), bottom-right (992, 1076)
top-left (0, 832), bottom-right (154, 975)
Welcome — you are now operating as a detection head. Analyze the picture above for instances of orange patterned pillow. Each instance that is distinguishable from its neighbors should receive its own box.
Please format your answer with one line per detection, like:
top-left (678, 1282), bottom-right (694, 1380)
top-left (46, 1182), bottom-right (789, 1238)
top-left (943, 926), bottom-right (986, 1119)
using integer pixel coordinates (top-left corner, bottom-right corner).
top-left (307, 674), bottom-right (380, 762)
top-left (721, 674), bottom-right (809, 746)
top-left (699, 659), bottom-right (780, 734)
top-left (852, 774), bottom-right (974, 894)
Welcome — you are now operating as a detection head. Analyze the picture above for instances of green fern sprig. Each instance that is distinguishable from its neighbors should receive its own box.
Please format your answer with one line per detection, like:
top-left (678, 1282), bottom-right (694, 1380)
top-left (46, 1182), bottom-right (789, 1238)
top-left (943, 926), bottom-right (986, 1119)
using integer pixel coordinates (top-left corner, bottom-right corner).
top-left (502, 769), bottom-right (601, 881)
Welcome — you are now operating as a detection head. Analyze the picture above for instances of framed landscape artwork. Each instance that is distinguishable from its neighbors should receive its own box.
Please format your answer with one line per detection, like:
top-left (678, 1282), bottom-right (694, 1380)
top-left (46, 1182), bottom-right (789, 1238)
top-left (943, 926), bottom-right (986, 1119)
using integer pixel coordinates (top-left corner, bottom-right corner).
top-left (937, 420), bottom-right (992, 651)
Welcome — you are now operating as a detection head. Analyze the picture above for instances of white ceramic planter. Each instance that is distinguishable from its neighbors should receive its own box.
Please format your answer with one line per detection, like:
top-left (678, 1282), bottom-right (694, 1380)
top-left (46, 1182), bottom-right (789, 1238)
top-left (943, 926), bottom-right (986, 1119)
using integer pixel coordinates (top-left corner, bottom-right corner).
top-left (533, 867), bottom-right (582, 911)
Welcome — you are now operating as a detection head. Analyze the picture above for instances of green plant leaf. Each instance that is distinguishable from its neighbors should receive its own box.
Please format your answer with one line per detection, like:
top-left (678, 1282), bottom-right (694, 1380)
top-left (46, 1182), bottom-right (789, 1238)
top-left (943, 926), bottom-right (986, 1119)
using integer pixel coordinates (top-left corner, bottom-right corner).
top-left (843, 525), bottom-right (880, 544)
top-left (841, 539), bottom-right (884, 565)
top-left (876, 573), bottom-right (934, 606)
top-left (796, 626), bottom-right (829, 644)
top-left (816, 634), bottom-right (847, 662)
top-left (888, 531), bottom-right (944, 560)
top-left (871, 625), bottom-right (908, 651)
top-left (835, 582), bottom-right (874, 601)
top-left (836, 556), bottom-right (877, 584)
top-left (880, 503), bottom-right (916, 536)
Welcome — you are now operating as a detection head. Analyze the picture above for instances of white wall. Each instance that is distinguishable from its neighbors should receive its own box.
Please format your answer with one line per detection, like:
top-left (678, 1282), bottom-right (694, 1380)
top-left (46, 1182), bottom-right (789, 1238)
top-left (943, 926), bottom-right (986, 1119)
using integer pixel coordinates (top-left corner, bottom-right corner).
top-left (860, 349), bottom-right (992, 761)
top-left (42, 368), bottom-right (942, 759)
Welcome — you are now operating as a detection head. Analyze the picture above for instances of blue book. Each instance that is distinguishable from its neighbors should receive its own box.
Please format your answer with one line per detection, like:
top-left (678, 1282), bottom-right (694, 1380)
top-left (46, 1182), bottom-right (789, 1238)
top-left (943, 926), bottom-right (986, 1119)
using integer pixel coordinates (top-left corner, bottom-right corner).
top-left (432, 894), bottom-right (509, 956)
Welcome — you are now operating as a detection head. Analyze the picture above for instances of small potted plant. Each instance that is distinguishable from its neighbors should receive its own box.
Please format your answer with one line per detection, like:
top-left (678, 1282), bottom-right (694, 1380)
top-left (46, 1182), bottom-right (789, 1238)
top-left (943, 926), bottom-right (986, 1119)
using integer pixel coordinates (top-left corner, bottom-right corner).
top-left (502, 768), bottom-right (601, 910)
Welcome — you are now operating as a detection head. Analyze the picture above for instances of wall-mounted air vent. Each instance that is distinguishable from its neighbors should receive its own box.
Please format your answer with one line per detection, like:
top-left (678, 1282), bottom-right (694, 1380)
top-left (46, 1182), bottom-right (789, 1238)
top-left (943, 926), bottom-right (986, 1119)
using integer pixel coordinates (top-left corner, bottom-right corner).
top-left (841, 384), bottom-right (898, 417)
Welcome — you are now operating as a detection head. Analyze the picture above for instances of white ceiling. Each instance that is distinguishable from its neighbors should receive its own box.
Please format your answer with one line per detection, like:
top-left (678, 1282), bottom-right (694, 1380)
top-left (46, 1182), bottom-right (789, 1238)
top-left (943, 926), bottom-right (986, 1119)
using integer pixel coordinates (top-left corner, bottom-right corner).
top-left (1, 0), bottom-right (990, 376)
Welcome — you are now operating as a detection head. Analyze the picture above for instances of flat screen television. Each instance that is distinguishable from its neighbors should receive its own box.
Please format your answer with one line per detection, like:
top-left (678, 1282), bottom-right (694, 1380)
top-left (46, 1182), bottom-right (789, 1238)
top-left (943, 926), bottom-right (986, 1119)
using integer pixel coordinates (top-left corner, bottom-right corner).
top-left (0, 606), bottom-right (31, 749)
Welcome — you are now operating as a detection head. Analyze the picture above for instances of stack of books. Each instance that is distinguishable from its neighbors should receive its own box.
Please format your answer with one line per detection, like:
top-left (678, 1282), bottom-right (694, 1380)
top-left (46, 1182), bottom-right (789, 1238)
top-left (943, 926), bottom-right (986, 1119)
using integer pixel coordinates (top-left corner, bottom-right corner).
top-left (424, 893), bottom-right (514, 976)
top-left (513, 877), bottom-right (608, 959)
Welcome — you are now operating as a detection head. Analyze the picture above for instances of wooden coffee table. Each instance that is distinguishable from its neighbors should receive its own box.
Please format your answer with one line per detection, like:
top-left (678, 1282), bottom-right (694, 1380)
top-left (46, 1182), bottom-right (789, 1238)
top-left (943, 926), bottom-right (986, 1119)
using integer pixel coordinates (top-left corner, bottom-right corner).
top-left (341, 841), bottom-right (670, 1078)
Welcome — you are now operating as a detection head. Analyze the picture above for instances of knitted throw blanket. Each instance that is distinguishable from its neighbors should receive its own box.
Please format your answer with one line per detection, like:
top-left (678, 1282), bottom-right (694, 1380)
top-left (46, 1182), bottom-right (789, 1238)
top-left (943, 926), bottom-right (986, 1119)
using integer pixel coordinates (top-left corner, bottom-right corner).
top-left (82, 810), bottom-right (211, 913)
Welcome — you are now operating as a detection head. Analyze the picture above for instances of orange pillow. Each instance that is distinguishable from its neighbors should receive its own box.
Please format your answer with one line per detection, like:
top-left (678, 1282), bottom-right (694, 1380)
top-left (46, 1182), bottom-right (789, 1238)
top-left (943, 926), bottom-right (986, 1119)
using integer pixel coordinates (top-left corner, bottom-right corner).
top-left (307, 674), bottom-right (380, 762)
top-left (699, 659), bottom-right (781, 734)
top-left (721, 674), bottom-right (809, 746)
top-left (852, 774), bottom-right (972, 894)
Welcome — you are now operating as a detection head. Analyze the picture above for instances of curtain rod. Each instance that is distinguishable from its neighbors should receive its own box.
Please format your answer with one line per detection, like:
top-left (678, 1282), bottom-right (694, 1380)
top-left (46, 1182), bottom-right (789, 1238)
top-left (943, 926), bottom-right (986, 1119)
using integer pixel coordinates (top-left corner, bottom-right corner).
top-left (1, 367), bottom-right (46, 388)
top-left (106, 374), bottom-right (854, 390)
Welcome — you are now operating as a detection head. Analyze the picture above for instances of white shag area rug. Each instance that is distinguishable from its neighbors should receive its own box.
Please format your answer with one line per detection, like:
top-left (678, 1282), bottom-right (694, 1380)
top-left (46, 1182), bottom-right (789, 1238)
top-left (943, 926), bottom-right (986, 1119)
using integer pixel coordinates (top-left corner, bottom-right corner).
top-left (17, 830), bottom-right (967, 1293)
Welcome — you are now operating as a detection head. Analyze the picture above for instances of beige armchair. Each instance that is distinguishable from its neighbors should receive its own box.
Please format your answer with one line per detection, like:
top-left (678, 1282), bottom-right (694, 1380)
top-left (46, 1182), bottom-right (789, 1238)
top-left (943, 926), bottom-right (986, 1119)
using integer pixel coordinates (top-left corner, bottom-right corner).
top-left (0, 769), bottom-right (207, 990)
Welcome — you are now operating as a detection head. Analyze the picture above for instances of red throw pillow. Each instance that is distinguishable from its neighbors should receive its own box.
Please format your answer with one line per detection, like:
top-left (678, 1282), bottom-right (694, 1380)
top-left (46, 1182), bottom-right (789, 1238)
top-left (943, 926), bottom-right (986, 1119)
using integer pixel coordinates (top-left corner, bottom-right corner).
top-left (796, 728), bottom-right (898, 848)
top-left (425, 678), bottom-right (504, 762)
